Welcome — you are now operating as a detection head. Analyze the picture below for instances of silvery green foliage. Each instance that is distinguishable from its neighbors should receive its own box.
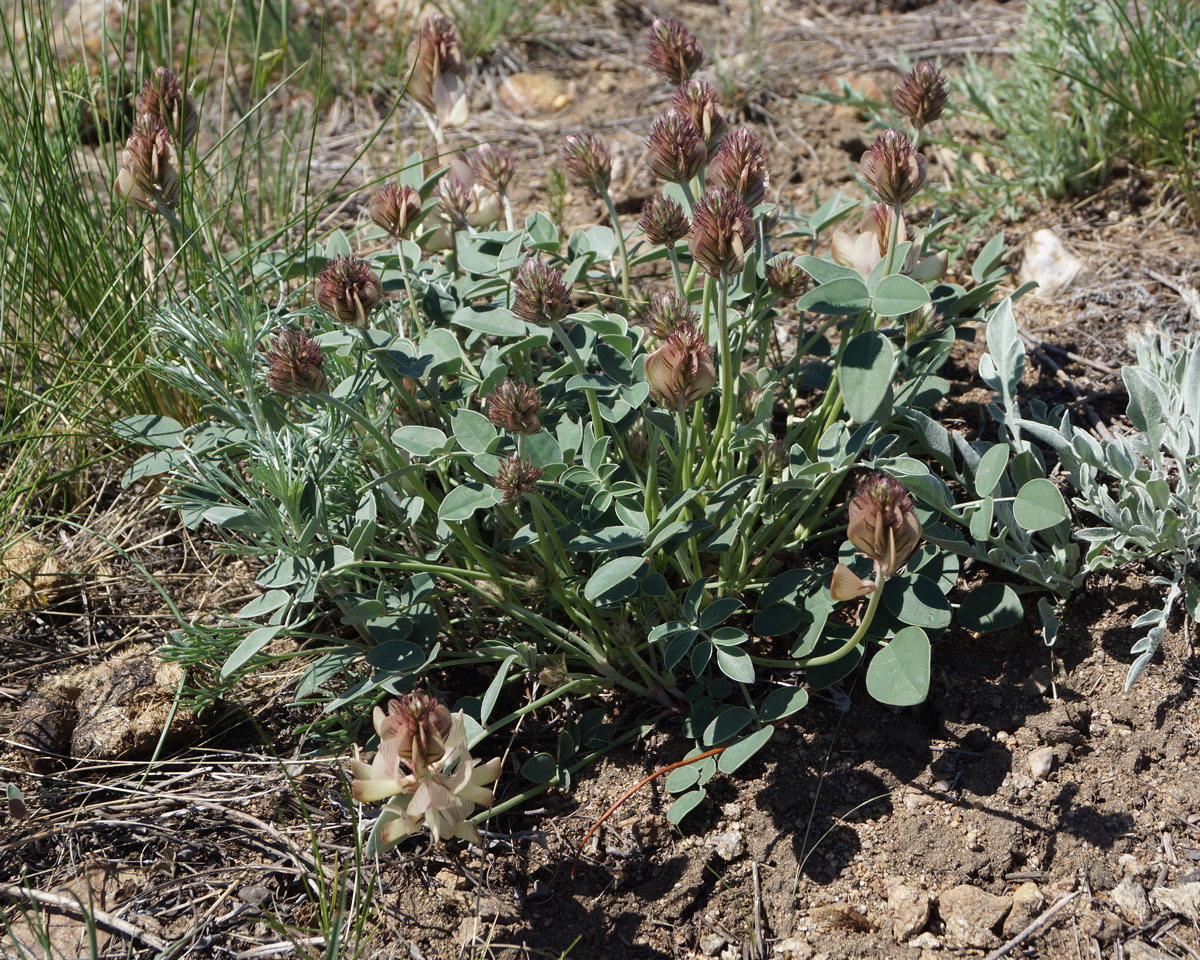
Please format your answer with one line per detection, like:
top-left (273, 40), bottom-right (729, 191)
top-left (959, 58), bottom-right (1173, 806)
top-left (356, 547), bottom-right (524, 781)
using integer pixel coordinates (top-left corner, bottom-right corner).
top-left (901, 291), bottom-right (1080, 645)
top-left (1020, 327), bottom-right (1200, 688)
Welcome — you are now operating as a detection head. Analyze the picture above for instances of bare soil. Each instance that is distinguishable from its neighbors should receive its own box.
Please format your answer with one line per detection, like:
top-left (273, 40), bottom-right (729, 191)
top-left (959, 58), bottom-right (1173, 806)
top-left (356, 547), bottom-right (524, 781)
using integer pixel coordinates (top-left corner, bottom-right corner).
top-left (4, 1), bottom-right (1200, 958)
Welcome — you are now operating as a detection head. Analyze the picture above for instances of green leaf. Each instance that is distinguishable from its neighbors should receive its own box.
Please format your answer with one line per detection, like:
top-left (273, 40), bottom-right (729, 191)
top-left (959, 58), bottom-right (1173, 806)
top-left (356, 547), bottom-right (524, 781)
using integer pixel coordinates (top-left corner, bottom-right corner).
top-left (794, 276), bottom-right (871, 315)
top-left (665, 762), bottom-right (702, 793)
top-left (666, 788), bottom-right (707, 825)
top-left (238, 589), bottom-right (291, 618)
top-left (391, 425), bottom-right (451, 458)
top-left (257, 556), bottom-right (316, 588)
top-left (584, 556), bottom-right (647, 603)
top-left (754, 603), bottom-right (801, 637)
top-left (958, 583), bottom-right (1023, 632)
top-left (711, 626), bottom-right (748, 647)
top-left (974, 443), bottom-right (1009, 497)
top-left (438, 482), bottom-right (503, 522)
top-left (122, 448), bottom-right (185, 487)
top-left (1013, 478), bottom-right (1069, 531)
top-left (703, 706), bottom-right (754, 745)
top-left (451, 410), bottom-right (498, 454)
top-left (699, 598), bottom-right (743, 629)
top-left (715, 646), bottom-right (755, 683)
top-left (718, 726), bottom-right (773, 775)
top-left (871, 274), bottom-right (931, 318)
top-left (841, 330), bottom-right (895, 423)
top-left (758, 686), bottom-right (808, 723)
top-left (1123, 366), bottom-right (1165, 453)
top-left (805, 633), bottom-right (863, 689)
top-left (795, 255), bottom-right (863, 285)
top-left (866, 626), bottom-right (930, 706)
top-left (112, 414), bottom-right (185, 449)
top-left (364, 639), bottom-right (424, 672)
top-left (521, 753), bottom-right (558, 783)
top-left (221, 625), bottom-right (283, 679)
top-left (452, 304), bottom-right (527, 337)
top-left (972, 232), bottom-right (1006, 283)
top-left (481, 655), bottom-right (517, 726)
top-left (882, 574), bottom-right (952, 629)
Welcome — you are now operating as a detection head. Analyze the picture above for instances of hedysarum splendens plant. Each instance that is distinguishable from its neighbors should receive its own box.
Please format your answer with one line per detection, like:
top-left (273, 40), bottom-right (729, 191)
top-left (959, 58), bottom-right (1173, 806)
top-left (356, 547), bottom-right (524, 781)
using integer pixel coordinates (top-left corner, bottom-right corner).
top-left (126, 20), bottom-right (1030, 835)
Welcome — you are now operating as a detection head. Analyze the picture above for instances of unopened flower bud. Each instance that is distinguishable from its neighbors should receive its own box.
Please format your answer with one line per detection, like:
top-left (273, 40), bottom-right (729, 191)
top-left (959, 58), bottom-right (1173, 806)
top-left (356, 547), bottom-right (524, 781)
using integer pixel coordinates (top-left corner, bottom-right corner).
top-left (471, 143), bottom-right (516, 193)
top-left (688, 187), bottom-right (756, 278)
top-left (891, 62), bottom-right (949, 129)
top-left (903, 303), bottom-right (942, 342)
top-left (407, 15), bottom-right (468, 127)
top-left (759, 437), bottom-right (787, 477)
top-left (766, 254), bottom-right (806, 301)
top-left (860, 130), bottom-right (926, 206)
top-left (642, 292), bottom-right (696, 340)
top-left (493, 453), bottom-right (544, 504)
top-left (486, 379), bottom-right (543, 435)
top-left (638, 195), bottom-right (690, 247)
top-left (645, 111), bottom-right (706, 184)
top-left (135, 67), bottom-right (198, 149)
top-left (370, 182), bottom-right (423, 239)
top-left (645, 321), bottom-right (716, 410)
top-left (846, 473), bottom-right (922, 577)
top-left (315, 255), bottom-right (383, 328)
top-left (646, 16), bottom-right (704, 84)
top-left (709, 127), bottom-right (769, 208)
top-left (435, 175), bottom-right (473, 230)
top-left (114, 115), bottom-right (180, 213)
top-left (671, 80), bottom-right (727, 156)
top-left (561, 133), bottom-right (612, 197)
top-left (265, 328), bottom-right (328, 396)
top-left (512, 259), bottom-right (571, 325)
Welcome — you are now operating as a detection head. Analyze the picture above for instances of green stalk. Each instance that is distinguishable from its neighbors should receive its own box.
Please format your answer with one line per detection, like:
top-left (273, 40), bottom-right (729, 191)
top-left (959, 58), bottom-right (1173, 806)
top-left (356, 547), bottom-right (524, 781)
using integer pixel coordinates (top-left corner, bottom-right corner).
top-left (802, 574), bottom-right (885, 668)
top-left (552, 320), bottom-right (605, 439)
top-left (697, 278), bottom-right (734, 486)
top-left (601, 192), bottom-right (632, 314)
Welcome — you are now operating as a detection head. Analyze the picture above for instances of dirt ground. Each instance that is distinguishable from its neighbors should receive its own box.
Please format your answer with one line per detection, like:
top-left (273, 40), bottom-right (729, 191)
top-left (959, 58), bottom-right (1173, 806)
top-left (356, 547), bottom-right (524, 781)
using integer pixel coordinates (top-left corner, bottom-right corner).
top-left (4, 0), bottom-right (1200, 958)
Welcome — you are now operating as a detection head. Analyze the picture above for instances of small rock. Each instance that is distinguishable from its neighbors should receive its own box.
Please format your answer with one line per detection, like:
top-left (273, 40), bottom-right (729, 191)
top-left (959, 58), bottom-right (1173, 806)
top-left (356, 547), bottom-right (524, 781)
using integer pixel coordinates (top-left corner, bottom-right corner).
top-left (1119, 854), bottom-right (1149, 878)
top-left (722, 802), bottom-right (743, 820)
top-left (1111, 876), bottom-right (1151, 924)
top-left (1028, 746), bottom-right (1055, 781)
top-left (700, 932), bottom-right (726, 956)
top-left (1002, 882), bottom-right (1045, 938)
top-left (239, 884), bottom-right (271, 906)
top-left (887, 883), bottom-right (930, 941)
top-left (1150, 881), bottom-right (1200, 922)
top-left (498, 72), bottom-right (574, 114)
top-left (772, 938), bottom-right (813, 960)
top-left (711, 831), bottom-right (744, 861)
top-left (909, 932), bottom-right (941, 950)
top-left (1077, 907), bottom-right (1122, 941)
top-left (809, 902), bottom-right (871, 933)
top-left (938, 885), bottom-right (1011, 949)
top-left (1126, 941), bottom-right (1180, 960)
top-left (1087, 859), bottom-right (1117, 892)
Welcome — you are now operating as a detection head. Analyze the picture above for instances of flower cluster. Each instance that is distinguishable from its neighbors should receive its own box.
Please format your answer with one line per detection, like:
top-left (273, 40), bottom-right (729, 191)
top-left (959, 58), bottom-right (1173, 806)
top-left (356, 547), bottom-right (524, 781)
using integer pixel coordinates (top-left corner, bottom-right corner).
top-left (860, 130), bottom-right (926, 207)
top-left (351, 694), bottom-right (501, 846)
top-left (315, 255), bottom-right (383, 328)
top-left (370, 182), bottom-right (423, 239)
top-left (830, 474), bottom-right (922, 600)
top-left (264, 328), bottom-right (327, 396)
top-left (830, 202), bottom-right (947, 281)
top-left (512, 259), bottom-right (571, 325)
top-left (406, 15), bottom-right (468, 127)
top-left (114, 68), bottom-right (195, 215)
top-left (645, 321), bottom-right (716, 409)
top-left (646, 16), bottom-right (704, 84)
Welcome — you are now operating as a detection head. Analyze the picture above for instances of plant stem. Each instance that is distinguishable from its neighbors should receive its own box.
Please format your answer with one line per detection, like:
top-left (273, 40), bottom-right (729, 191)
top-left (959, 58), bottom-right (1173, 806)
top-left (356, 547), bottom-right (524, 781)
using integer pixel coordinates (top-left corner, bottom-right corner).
top-left (602, 192), bottom-right (632, 314)
top-left (802, 573), bottom-right (885, 668)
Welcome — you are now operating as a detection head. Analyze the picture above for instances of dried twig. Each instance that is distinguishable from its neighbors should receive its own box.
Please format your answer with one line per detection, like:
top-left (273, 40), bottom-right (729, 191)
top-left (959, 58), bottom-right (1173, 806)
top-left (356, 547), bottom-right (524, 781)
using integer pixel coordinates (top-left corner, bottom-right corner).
top-left (0, 880), bottom-right (169, 952)
top-left (982, 891), bottom-right (1080, 960)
